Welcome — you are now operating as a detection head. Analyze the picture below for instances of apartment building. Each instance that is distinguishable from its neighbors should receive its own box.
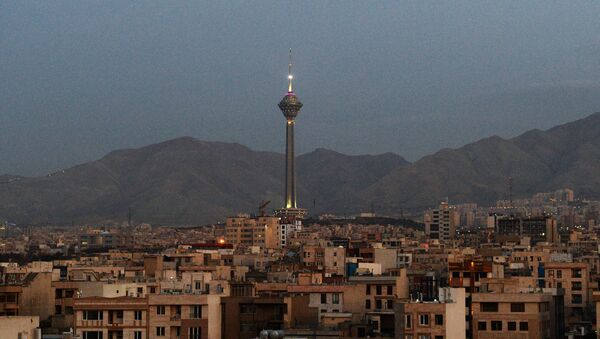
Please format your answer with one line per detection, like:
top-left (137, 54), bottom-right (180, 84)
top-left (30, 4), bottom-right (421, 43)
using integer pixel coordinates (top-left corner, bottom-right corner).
top-left (0, 315), bottom-right (40, 339)
top-left (74, 296), bottom-right (148, 339)
top-left (0, 272), bottom-right (55, 322)
top-left (543, 262), bottom-right (590, 326)
top-left (225, 216), bottom-right (279, 249)
top-left (348, 274), bottom-right (409, 336)
top-left (221, 296), bottom-right (285, 339)
top-left (495, 216), bottom-right (559, 245)
top-left (73, 294), bottom-right (222, 339)
top-left (424, 202), bottom-right (457, 241)
top-left (472, 292), bottom-right (555, 339)
top-left (395, 287), bottom-right (466, 339)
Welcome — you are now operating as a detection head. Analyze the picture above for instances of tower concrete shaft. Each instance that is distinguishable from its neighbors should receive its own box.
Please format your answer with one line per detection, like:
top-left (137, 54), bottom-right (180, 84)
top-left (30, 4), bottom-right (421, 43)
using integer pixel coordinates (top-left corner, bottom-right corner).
top-left (285, 119), bottom-right (296, 208)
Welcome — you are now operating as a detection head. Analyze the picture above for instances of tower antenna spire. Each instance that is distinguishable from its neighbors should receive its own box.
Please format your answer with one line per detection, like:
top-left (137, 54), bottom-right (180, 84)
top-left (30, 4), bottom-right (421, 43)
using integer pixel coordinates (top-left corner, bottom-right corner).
top-left (288, 48), bottom-right (293, 93)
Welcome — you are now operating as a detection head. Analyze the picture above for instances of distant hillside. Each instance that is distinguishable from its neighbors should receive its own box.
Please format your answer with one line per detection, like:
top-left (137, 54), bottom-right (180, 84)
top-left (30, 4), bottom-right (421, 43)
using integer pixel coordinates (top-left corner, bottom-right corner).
top-left (362, 112), bottom-right (600, 213)
top-left (0, 138), bottom-right (406, 225)
top-left (0, 112), bottom-right (599, 225)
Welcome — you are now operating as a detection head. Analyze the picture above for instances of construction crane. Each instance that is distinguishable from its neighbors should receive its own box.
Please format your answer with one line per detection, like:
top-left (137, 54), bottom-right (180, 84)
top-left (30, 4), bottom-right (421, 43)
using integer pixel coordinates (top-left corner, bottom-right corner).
top-left (258, 200), bottom-right (271, 216)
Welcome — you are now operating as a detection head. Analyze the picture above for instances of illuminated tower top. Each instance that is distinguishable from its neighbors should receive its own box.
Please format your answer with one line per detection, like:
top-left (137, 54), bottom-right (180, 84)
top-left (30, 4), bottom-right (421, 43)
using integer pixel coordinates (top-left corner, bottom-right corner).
top-left (279, 49), bottom-right (303, 121)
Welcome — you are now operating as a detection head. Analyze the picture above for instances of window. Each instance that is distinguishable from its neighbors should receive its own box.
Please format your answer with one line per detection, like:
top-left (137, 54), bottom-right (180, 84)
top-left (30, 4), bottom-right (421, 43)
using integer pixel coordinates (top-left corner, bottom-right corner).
top-left (405, 314), bottom-right (412, 329)
top-left (134, 331), bottom-right (142, 339)
top-left (519, 322), bottom-right (528, 331)
top-left (332, 293), bottom-right (340, 304)
top-left (557, 282), bottom-right (562, 289)
top-left (435, 314), bottom-right (443, 325)
top-left (366, 285), bottom-right (371, 295)
top-left (419, 314), bottom-right (429, 326)
top-left (375, 299), bottom-right (382, 310)
top-left (156, 327), bottom-right (166, 337)
top-left (557, 270), bottom-right (562, 278)
top-left (134, 310), bottom-right (142, 321)
top-left (572, 294), bottom-right (583, 304)
top-left (195, 281), bottom-right (202, 290)
top-left (480, 302), bottom-right (498, 312)
top-left (191, 305), bottom-right (202, 319)
top-left (83, 310), bottom-right (103, 320)
top-left (365, 299), bottom-right (371, 309)
top-left (83, 332), bottom-right (103, 339)
top-left (387, 285), bottom-right (393, 295)
top-left (510, 303), bottom-right (525, 312)
top-left (376, 285), bottom-right (382, 295)
top-left (434, 336), bottom-right (443, 339)
top-left (156, 305), bottom-right (165, 315)
top-left (477, 321), bottom-right (486, 331)
top-left (572, 268), bottom-right (582, 278)
top-left (189, 327), bottom-right (201, 339)
top-left (572, 281), bottom-right (582, 291)
top-left (418, 335), bottom-right (430, 339)
top-left (387, 299), bottom-right (394, 309)
top-left (508, 321), bottom-right (516, 331)
top-left (491, 321), bottom-right (502, 331)
top-left (321, 293), bottom-right (327, 304)
top-left (240, 323), bottom-right (255, 332)
top-left (240, 304), bottom-right (256, 314)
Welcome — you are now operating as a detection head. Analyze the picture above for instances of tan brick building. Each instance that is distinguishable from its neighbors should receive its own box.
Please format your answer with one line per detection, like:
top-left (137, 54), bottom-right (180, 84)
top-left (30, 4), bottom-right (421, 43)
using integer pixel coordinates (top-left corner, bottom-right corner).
top-left (73, 294), bottom-right (222, 339)
top-left (225, 216), bottom-right (279, 248)
top-left (395, 287), bottom-right (466, 339)
top-left (472, 292), bottom-right (554, 339)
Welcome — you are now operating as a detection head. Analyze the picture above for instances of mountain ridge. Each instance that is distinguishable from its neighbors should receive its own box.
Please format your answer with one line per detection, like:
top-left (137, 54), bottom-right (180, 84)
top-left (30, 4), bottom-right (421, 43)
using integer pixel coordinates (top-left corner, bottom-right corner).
top-left (0, 112), bottom-right (599, 224)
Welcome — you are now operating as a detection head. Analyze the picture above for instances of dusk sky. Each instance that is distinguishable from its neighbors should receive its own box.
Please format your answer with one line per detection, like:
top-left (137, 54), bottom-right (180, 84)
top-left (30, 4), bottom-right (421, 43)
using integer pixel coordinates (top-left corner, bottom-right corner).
top-left (2, 1), bottom-right (600, 176)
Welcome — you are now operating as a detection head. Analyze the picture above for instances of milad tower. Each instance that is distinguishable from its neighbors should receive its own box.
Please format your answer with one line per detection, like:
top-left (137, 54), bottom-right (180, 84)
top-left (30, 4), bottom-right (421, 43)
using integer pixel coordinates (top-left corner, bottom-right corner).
top-left (275, 49), bottom-right (307, 219)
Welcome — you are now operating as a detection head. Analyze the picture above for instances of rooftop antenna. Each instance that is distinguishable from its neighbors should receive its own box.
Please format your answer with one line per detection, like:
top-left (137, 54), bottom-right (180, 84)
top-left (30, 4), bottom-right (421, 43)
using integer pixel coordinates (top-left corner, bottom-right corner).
top-left (288, 48), bottom-right (293, 93)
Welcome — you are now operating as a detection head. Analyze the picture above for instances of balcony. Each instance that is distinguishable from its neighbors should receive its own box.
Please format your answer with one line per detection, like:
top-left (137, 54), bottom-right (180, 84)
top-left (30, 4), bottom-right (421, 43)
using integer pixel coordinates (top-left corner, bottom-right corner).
top-left (108, 318), bottom-right (124, 325)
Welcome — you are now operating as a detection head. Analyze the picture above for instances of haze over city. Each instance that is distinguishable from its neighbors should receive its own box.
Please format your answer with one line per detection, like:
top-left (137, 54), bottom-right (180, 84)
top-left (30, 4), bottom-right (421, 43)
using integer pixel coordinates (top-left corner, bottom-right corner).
top-left (3, 1), bottom-right (600, 175)
top-left (3, 3), bottom-right (600, 339)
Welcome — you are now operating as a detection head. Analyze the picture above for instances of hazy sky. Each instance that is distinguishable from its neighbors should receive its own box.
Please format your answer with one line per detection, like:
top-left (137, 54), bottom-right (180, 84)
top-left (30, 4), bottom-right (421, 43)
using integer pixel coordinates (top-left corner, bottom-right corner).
top-left (2, 1), bottom-right (600, 176)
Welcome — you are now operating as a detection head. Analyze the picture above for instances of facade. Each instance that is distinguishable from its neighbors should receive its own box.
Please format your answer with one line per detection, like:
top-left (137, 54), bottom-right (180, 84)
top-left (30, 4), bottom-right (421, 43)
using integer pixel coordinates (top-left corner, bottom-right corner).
top-left (543, 262), bottom-right (589, 327)
top-left (495, 216), bottom-right (559, 244)
top-left (348, 274), bottom-right (409, 336)
top-left (73, 294), bottom-right (222, 339)
top-left (0, 272), bottom-right (55, 322)
top-left (425, 202), bottom-right (456, 241)
top-left (225, 216), bottom-right (279, 249)
top-left (395, 287), bottom-right (466, 339)
top-left (471, 292), bottom-right (555, 339)
top-left (0, 315), bottom-right (40, 339)
top-left (221, 296), bottom-right (285, 339)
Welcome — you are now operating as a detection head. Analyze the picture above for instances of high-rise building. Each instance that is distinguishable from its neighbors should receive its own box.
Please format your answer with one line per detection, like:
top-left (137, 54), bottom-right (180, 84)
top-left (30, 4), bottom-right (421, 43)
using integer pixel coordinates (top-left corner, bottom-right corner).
top-left (275, 50), bottom-right (307, 219)
top-left (424, 202), bottom-right (456, 241)
top-left (494, 215), bottom-right (559, 245)
top-left (225, 216), bottom-right (279, 249)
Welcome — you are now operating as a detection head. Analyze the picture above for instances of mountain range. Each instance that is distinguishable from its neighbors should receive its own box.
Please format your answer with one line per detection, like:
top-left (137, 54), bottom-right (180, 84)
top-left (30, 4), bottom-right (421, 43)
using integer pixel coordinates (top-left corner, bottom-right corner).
top-left (1, 112), bottom-right (600, 225)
